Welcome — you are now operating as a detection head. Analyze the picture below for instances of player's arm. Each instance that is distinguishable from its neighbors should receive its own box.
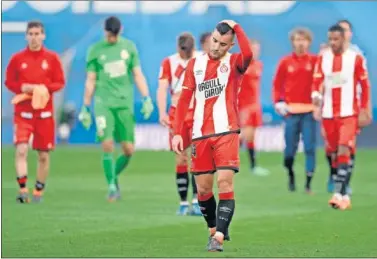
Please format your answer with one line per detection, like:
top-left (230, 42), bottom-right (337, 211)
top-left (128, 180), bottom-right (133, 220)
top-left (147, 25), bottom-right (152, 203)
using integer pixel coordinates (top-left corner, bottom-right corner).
top-left (83, 46), bottom-right (97, 106)
top-left (311, 55), bottom-right (324, 106)
top-left (272, 59), bottom-right (286, 103)
top-left (5, 54), bottom-right (24, 94)
top-left (232, 23), bottom-right (253, 73)
top-left (173, 59), bottom-right (196, 136)
top-left (129, 43), bottom-right (150, 98)
top-left (46, 53), bottom-right (65, 93)
top-left (272, 58), bottom-right (289, 115)
top-left (157, 58), bottom-right (172, 126)
top-left (355, 55), bottom-right (372, 126)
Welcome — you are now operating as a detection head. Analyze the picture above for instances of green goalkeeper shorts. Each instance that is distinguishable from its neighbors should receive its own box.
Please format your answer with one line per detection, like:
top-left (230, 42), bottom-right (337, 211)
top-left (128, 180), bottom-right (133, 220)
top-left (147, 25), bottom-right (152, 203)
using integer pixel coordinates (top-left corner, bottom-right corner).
top-left (94, 105), bottom-right (135, 143)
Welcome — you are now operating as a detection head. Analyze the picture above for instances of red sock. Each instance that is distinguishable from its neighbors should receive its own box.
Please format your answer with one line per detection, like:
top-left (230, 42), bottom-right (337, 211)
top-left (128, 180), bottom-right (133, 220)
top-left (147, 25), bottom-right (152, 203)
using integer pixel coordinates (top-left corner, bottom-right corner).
top-left (219, 192), bottom-right (234, 200)
top-left (246, 141), bottom-right (254, 149)
top-left (17, 175), bottom-right (27, 189)
top-left (337, 154), bottom-right (350, 165)
top-left (198, 192), bottom-right (214, 201)
top-left (176, 165), bottom-right (188, 174)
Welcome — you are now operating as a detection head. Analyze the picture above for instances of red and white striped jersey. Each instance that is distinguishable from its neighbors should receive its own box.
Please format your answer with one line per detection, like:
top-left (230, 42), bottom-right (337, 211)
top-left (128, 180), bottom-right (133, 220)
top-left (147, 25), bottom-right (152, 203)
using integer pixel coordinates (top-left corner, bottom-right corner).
top-left (159, 51), bottom-right (204, 95)
top-left (312, 48), bottom-right (370, 119)
top-left (180, 53), bottom-right (246, 139)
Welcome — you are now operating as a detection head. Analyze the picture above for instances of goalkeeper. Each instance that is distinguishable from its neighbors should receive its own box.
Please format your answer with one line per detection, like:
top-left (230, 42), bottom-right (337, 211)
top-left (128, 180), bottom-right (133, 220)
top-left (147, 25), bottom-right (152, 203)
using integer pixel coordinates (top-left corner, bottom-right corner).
top-left (79, 16), bottom-right (154, 201)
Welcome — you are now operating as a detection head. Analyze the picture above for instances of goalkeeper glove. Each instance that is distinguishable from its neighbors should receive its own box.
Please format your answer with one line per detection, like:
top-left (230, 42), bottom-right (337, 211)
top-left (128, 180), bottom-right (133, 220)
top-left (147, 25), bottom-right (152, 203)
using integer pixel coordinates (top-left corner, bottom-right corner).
top-left (141, 96), bottom-right (154, 120)
top-left (78, 105), bottom-right (92, 130)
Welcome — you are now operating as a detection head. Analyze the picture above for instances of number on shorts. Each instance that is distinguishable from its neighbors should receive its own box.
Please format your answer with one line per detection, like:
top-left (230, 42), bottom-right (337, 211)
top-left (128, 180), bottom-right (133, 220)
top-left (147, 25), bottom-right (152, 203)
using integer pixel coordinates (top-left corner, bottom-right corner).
top-left (96, 116), bottom-right (107, 130)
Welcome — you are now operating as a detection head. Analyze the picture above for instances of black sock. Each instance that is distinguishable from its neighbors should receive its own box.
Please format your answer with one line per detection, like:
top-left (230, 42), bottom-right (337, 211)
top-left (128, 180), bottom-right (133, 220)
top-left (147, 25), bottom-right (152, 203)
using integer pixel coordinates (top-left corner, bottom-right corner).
top-left (326, 154), bottom-right (337, 180)
top-left (35, 181), bottom-right (45, 191)
top-left (176, 172), bottom-right (189, 202)
top-left (191, 174), bottom-right (198, 198)
top-left (305, 172), bottom-right (313, 189)
top-left (248, 148), bottom-right (256, 169)
top-left (17, 175), bottom-right (27, 189)
top-left (335, 163), bottom-right (349, 195)
top-left (284, 157), bottom-right (295, 182)
top-left (198, 193), bottom-right (217, 228)
top-left (216, 192), bottom-right (235, 236)
top-left (346, 154), bottom-right (355, 186)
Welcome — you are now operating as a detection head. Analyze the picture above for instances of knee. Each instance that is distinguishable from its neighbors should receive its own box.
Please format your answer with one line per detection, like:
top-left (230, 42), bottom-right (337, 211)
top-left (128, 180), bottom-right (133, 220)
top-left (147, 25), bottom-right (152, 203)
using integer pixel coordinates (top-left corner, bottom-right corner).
top-left (175, 152), bottom-right (188, 166)
top-left (121, 143), bottom-right (134, 156)
top-left (197, 185), bottom-right (213, 196)
top-left (304, 146), bottom-right (315, 155)
top-left (217, 176), bottom-right (233, 193)
top-left (16, 144), bottom-right (28, 160)
top-left (38, 152), bottom-right (49, 164)
top-left (243, 127), bottom-right (255, 143)
top-left (338, 145), bottom-right (349, 156)
top-left (102, 141), bottom-right (114, 153)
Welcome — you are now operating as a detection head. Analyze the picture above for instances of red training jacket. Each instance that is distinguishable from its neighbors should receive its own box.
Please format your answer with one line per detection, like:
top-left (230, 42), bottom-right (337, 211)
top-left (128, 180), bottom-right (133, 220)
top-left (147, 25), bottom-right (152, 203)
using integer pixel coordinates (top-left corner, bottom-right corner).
top-left (5, 46), bottom-right (65, 117)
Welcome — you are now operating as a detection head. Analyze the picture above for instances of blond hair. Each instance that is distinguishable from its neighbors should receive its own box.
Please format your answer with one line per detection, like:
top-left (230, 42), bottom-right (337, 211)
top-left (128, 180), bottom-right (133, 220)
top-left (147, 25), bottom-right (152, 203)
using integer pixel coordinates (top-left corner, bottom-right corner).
top-left (289, 27), bottom-right (313, 42)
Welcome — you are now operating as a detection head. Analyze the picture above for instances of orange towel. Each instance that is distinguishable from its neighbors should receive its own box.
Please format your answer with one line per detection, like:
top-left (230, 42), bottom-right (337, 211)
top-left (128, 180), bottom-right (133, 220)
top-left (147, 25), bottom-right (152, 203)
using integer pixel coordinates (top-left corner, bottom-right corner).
top-left (288, 103), bottom-right (314, 114)
top-left (11, 85), bottom-right (50, 109)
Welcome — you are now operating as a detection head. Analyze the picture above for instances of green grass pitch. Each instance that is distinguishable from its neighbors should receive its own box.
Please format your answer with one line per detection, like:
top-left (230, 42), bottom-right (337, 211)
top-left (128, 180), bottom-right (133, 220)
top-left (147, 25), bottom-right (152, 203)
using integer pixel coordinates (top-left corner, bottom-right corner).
top-left (2, 146), bottom-right (377, 257)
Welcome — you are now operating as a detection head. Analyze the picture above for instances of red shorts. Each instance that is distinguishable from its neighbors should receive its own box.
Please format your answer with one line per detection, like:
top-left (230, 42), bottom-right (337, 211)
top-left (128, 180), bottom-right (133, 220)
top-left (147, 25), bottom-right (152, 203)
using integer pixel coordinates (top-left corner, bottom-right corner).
top-left (168, 107), bottom-right (193, 151)
top-left (13, 113), bottom-right (55, 151)
top-left (322, 116), bottom-right (358, 154)
top-left (190, 133), bottom-right (240, 174)
top-left (239, 105), bottom-right (263, 128)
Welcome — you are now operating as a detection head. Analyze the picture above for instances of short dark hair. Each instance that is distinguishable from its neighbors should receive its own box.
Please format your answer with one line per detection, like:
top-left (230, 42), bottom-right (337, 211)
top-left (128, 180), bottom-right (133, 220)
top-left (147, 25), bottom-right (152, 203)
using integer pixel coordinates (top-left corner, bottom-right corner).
top-left (105, 16), bottom-right (121, 35)
top-left (215, 22), bottom-right (234, 36)
top-left (26, 20), bottom-right (44, 33)
top-left (177, 32), bottom-right (195, 52)
top-left (200, 32), bottom-right (211, 45)
top-left (329, 24), bottom-right (345, 34)
top-left (337, 19), bottom-right (353, 31)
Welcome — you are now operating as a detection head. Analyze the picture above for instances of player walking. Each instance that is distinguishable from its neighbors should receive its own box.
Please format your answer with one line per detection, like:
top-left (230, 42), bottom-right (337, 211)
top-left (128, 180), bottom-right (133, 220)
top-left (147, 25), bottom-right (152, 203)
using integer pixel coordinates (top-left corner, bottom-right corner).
top-left (312, 24), bottom-right (371, 210)
top-left (238, 39), bottom-right (269, 176)
top-left (172, 20), bottom-right (252, 252)
top-left (157, 32), bottom-right (202, 216)
top-left (324, 20), bottom-right (368, 193)
top-left (5, 21), bottom-right (65, 203)
top-left (272, 28), bottom-right (317, 193)
top-left (79, 16), bottom-right (154, 201)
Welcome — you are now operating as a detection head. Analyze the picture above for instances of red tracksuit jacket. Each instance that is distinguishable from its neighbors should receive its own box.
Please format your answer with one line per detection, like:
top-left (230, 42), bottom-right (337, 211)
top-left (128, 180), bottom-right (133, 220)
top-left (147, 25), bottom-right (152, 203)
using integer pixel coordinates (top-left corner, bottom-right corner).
top-left (272, 53), bottom-right (317, 111)
top-left (5, 46), bottom-right (65, 117)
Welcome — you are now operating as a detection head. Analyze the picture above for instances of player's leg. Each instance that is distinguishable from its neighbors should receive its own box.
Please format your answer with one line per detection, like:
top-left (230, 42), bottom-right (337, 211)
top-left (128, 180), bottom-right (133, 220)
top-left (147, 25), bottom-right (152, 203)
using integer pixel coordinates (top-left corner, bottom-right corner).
top-left (113, 108), bottom-right (135, 195)
top-left (175, 151), bottom-right (190, 215)
top-left (190, 139), bottom-right (219, 250)
top-left (322, 124), bottom-right (337, 192)
top-left (94, 105), bottom-right (117, 200)
top-left (210, 133), bottom-right (240, 251)
top-left (32, 116), bottom-right (56, 202)
top-left (13, 115), bottom-right (33, 203)
top-left (284, 115), bottom-right (301, 191)
top-left (345, 134), bottom-right (358, 195)
top-left (332, 116), bottom-right (358, 210)
top-left (301, 112), bottom-right (317, 193)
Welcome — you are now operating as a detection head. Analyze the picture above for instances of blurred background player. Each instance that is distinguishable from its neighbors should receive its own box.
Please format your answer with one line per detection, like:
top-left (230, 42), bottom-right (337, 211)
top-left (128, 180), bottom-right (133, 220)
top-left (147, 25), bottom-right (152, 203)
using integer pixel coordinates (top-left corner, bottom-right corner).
top-left (325, 20), bottom-right (368, 193)
top-left (238, 39), bottom-right (269, 176)
top-left (157, 32), bottom-right (202, 216)
top-left (5, 21), bottom-right (65, 203)
top-left (199, 32), bottom-right (211, 53)
top-left (78, 16), bottom-right (154, 202)
top-left (312, 24), bottom-right (371, 210)
top-left (272, 28), bottom-right (317, 193)
top-left (172, 20), bottom-right (252, 252)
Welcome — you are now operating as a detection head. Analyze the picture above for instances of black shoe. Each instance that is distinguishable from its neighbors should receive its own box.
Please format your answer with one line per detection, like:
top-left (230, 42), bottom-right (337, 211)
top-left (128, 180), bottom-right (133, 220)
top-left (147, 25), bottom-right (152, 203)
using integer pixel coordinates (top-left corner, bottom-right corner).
top-left (288, 174), bottom-right (296, 192)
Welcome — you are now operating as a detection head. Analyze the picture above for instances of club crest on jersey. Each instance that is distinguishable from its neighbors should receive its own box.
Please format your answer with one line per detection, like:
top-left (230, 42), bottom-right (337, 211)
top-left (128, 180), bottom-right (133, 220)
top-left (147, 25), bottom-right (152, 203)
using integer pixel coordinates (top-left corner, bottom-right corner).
top-left (191, 143), bottom-right (197, 158)
top-left (120, 49), bottom-right (129, 60)
top-left (197, 78), bottom-right (225, 99)
top-left (220, 63), bottom-right (228, 73)
top-left (21, 63), bottom-right (27, 69)
top-left (306, 63), bottom-right (312, 71)
top-left (41, 60), bottom-right (48, 70)
top-left (287, 65), bottom-right (294, 73)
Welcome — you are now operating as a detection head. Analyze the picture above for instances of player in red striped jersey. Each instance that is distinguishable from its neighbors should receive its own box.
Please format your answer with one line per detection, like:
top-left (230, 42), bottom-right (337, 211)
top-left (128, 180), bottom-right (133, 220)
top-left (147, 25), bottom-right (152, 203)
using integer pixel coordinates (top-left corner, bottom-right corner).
top-left (238, 39), bottom-right (269, 176)
top-left (312, 24), bottom-right (371, 210)
top-left (157, 32), bottom-right (202, 216)
top-left (172, 20), bottom-right (252, 252)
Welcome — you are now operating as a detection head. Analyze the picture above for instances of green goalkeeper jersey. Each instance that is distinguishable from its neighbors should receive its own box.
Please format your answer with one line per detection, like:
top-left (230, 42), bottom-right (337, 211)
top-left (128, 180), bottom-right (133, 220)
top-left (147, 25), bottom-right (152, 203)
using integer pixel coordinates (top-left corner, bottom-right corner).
top-left (86, 37), bottom-right (140, 109)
